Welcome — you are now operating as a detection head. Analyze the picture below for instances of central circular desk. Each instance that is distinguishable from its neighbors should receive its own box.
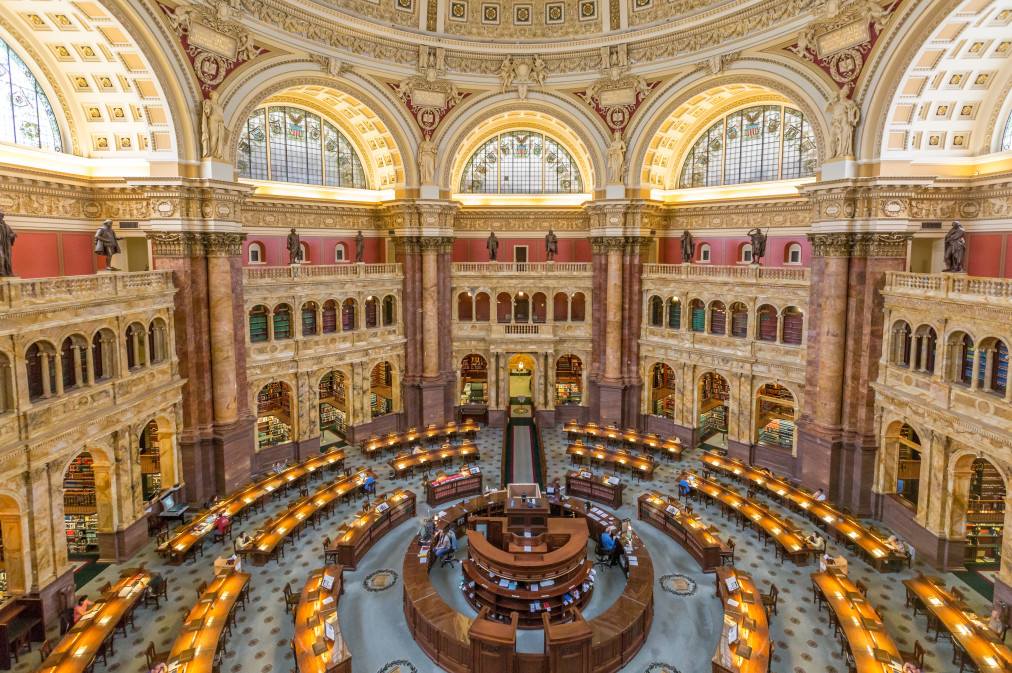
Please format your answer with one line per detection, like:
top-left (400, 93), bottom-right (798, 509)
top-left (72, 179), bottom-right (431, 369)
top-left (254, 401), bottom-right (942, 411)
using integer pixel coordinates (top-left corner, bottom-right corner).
top-left (402, 490), bottom-right (654, 673)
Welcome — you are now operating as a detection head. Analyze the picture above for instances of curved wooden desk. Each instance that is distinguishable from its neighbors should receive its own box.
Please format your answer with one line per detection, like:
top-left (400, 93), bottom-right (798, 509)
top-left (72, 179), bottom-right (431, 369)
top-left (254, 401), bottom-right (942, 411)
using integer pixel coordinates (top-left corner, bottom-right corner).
top-left (294, 566), bottom-right (350, 673)
top-left (167, 569), bottom-right (250, 673)
top-left (637, 491), bottom-right (728, 573)
top-left (402, 492), bottom-right (654, 673)
top-left (364, 421), bottom-right (479, 457)
top-left (712, 568), bottom-right (770, 673)
top-left (564, 421), bottom-right (682, 460)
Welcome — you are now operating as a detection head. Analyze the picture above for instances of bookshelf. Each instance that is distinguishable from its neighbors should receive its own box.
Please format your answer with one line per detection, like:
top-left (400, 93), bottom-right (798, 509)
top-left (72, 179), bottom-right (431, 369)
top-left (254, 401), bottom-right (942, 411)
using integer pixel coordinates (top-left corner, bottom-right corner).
top-left (258, 381), bottom-right (291, 417)
top-left (257, 415), bottom-right (291, 449)
top-left (425, 471), bottom-right (482, 506)
top-left (301, 305), bottom-right (317, 335)
top-left (653, 395), bottom-right (675, 418)
top-left (758, 419), bottom-right (794, 448)
top-left (782, 309), bottom-right (803, 344)
top-left (668, 300), bottom-right (681, 329)
top-left (461, 355), bottom-right (489, 405)
top-left (371, 394), bottom-right (393, 417)
top-left (64, 454), bottom-right (99, 553)
top-left (758, 308), bottom-right (777, 341)
top-left (965, 458), bottom-right (1006, 567)
top-left (65, 513), bottom-right (98, 554)
top-left (139, 421), bottom-right (162, 500)
top-left (319, 403), bottom-right (347, 436)
top-left (699, 406), bottom-right (727, 441)
top-left (730, 308), bottom-right (747, 337)
top-left (691, 306), bottom-right (705, 331)
top-left (555, 382), bottom-right (581, 405)
top-left (996, 344), bottom-right (1009, 393)
top-left (273, 308), bottom-right (292, 339)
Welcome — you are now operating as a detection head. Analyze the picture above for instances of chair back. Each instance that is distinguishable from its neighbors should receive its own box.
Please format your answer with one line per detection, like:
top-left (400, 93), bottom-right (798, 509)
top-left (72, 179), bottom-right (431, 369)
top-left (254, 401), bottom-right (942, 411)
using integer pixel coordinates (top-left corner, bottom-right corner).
top-left (728, 538), bottom-right (736, 551)
top-left (39, 639), bottom-right (52, 663)
top-left (99, 581), bottom-right (112, 593)
top-left (913, 640), bottom-right (925, 667)
top-left (145, 642), bottom-right (156, 668)
top-left (769, 584), bottom-right (779, 600)
top-left (196, 580), bottom-right (208, 598)
top-left (323, 536), bottom-right (332, 550)
top-left (856, 580), bottom-right (869, 596)
top-left (283, 582), bottom-right (293, 600)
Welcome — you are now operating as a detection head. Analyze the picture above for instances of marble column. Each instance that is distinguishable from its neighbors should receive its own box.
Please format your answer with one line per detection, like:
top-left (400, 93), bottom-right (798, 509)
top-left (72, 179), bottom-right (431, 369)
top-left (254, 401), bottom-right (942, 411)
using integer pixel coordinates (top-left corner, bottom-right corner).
top-left (421, 248), bottom-right (439, 378)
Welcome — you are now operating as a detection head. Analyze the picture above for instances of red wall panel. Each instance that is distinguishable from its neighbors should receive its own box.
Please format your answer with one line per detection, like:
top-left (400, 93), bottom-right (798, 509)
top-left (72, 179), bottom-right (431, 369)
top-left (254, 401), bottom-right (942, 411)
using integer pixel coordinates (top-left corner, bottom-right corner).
top-left (967, 233), bottom-right (1003, 278)
top-left (12, 232), bottom-right (62, 278)
top-left (62, 233), bottom-right (98, 276)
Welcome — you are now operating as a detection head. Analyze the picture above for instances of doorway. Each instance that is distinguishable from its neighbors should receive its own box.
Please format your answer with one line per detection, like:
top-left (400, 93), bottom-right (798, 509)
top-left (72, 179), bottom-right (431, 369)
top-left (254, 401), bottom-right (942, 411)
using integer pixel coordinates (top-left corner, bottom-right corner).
top-left (507, 354), bottom-right (535, 405)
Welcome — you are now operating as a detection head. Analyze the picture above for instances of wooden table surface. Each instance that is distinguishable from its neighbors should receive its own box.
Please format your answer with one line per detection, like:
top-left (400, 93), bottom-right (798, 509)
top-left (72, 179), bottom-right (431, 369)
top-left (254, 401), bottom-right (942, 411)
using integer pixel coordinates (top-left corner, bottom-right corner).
top-left (388, 442), bottom-right (479, 477)
top-left (567, 443), bottom-right (656, 480)
top-left (363, 421), bottom-right (479, 455)
top-left (38, 571), bottom-right (151, 673)
top-left (714, 567), bottom-right (771, 673)
top-left (702, 452), bottom-right (904, 568)
top-left (167, 569), bottom-right (250, 673)
top-left (683, 472), bottom-right (814, 564)
top-left (335, 488), bottom-right (414, 548)
top-left (812, 570), bottom-right (902, 672)
top-left (294, 566), bottom-right (350, 673)
top-left (247, 467), bottom-right (375, 563)
top-left (563, 421), bottom-right (682, 458)
top-left (162, 448), bottom-right (346, 562)
top-left (904, 575), bottom-right (1012, 671)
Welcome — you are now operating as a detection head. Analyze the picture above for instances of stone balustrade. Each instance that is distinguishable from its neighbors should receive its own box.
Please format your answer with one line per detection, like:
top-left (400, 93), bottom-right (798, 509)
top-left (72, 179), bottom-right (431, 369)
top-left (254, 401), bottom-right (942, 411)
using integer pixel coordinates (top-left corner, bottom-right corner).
top-left (452, 262), bottom-right (591, 274)
top-left (642, 263), bottom-right (810, 284)
top-left (243, 262), bottom-right (402, 284)
top-left (0, 270), bottom-right (175, 308)
top-left (884, 271), bottom-right (1012, 302)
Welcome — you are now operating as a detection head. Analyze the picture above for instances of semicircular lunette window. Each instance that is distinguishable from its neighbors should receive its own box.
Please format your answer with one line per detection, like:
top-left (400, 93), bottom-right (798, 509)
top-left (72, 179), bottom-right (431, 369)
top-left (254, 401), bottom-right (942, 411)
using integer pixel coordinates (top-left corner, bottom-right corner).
top-left (678, 105), bottom-right (815, 189)
top-left (0, 37), bottom-right (63, 152)
top-left (237, 105), bottom-right (367, 189)
top-left (1002, 110), bottom-right (1012, 152)
top-left (459, 130), bottom-right (585, 194)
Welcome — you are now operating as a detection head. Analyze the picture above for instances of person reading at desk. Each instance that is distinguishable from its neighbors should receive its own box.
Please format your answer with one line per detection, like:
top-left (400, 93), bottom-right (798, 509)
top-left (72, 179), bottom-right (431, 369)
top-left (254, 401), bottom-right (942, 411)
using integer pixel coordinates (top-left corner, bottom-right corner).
top-left (813, 489), bottom-right (827, 501)
top-left (601, 526), bottom-right (622, 565)
top-left (433, 531), bottom-right (452, 561)
top-left (412, 445), bottom-right (424, 455)
top-left (885, 535), bottom-right (907, 554)
top-left (73, 595), bottom-right (94, 623)
top-left (213, 512), bottom-right (230, 543)
top-left (678, 476), bottom-right (693, 497)
top-left (205, 494), bottom-right (220, 510)
top-left (236, 531), bottom-right (253, 549)
top-left (807, 531), bottom-right (826, 553)
top-left (272, 462), bottom-right (284, 475)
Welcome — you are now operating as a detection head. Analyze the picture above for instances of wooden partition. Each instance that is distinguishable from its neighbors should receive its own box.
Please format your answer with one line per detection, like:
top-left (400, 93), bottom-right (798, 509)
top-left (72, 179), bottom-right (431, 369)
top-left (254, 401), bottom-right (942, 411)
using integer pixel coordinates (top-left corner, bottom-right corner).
top-left (544, 609), bottom-right (592, 672)
top-left (469, 608), bottom-right (518, 673)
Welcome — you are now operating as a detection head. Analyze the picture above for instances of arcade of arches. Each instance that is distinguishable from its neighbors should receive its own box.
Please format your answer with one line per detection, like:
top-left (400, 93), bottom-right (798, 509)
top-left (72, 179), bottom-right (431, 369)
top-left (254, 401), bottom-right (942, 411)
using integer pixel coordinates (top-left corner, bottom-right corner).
top-left (3, 0), bottom-right (1012, 671)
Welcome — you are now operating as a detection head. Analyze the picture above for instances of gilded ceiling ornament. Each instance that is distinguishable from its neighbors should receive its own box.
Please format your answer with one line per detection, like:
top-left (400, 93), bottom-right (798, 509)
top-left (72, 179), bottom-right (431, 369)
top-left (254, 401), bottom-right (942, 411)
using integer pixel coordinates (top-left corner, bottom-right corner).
top-left (389, 46), bottom-right (468, 139)
top-left (158, 0), bottom-right (265, 95)
top-left (784, 0), bottom-right (901, 95)
top-left (498, 55), bottom-right (548, 101)
top-left (696, 51), bottom-right (740, 76)
top-left (574, 48), bottom-right (659, 133)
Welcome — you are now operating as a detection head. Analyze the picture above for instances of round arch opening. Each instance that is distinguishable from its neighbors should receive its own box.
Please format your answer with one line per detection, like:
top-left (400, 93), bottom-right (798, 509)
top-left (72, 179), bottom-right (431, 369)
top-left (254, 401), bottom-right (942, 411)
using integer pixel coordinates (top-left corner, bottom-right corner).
top-left (370, 362), bottom-right (395, 418)
top-left (257, 382), bottom-right (293, 450)
top-left (649, 363), bottom-right (676, 418)
top-left (63, 451), bottom-right (99, 555)
top-left (698, 372), bottom-right (729, 449)
top-left (319, 371), bottom-right (349, 448)
top-left (555, 355), bottom-right (583, 406)
top-left (508, 354), bottom-right (535, 405)
top-left (138, 418), bottom-right (176, 501)
top-left (460, 354), bottom-right (489, 407)
top-left (754, 383), bottom-right (797, 452)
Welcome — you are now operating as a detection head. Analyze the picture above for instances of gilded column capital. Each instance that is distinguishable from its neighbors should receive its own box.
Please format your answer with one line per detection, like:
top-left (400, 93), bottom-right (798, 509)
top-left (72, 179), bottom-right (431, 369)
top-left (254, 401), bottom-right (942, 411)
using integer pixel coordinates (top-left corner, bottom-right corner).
top-left (852, 232), bottom-right (912, 258)
top-left (589, 236), bottom-right (627, 254)
top-left (807, 233), bottom-right (855, 257)
top-left (203, 232), bottom-right (247, 257)
top-left (417, 236), bottom-right (456, 253)
top-left (147, 232), bottom-right (205, 257)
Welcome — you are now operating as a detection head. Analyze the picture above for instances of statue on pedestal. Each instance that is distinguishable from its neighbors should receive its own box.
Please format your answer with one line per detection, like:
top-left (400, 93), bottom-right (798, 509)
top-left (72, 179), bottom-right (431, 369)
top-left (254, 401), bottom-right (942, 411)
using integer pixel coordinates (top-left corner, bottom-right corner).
top-left (680, 230), bottom-right (694, 263)
top-left (287, 228), bottom-right (302, 264)
top-left (418, 138), bottom-right (437, 184)
top-left (747, 227), bottom-right (768, 265)
top-left (355, 231), bottom-right (365, 263)
top-left (487, 232), bottom-right (499, 261)
top-left (0, 211), bottom-right (16, 277)
top-left (545, 229), bottom-right (558, 261)
top-left (94, 219), bottom-right (123, 271)
top-left (201, 91), bottom-right (225, 160)
top-left (943, 220), bottom-right (966, 273)
top-left (606, 130), bottom-right (627, 184)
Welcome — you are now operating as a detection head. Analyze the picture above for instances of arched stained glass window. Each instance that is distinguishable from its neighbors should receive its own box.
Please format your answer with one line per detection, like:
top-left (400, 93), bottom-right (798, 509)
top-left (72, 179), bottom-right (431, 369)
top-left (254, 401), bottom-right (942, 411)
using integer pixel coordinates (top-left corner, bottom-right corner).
top-left (237, 105), bottom-right (367, 188)
top-left (1002, 111), bottom-right (1012, 152)
top-left (459, 130), bottom-right (584, 194)
top-left (0, 37), bottom-right (62, 152)
top-left (678, 105), bottom-right (815, 189)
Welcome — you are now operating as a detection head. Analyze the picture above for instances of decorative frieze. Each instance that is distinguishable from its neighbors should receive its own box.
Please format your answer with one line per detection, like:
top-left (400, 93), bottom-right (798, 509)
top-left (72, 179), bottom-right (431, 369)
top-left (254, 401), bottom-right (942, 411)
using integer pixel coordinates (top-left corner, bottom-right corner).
top-left (147, 232), bottom-right (247, 257)
top-left (808, 232), bottom-right (911, 258)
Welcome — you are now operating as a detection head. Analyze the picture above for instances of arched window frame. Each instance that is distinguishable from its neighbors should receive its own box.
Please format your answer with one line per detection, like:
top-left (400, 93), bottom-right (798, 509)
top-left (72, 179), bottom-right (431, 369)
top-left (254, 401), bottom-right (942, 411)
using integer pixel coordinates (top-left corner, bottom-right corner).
top-left (698, 243), bottom-right (711, 263)
top-left (237, 105), bottom-right (368, 189)
top-left (0, 37), bottom-right (63, 152)
top-left (785, 243), bottom-right (803, 265)
top-left (739, 243), bottom-right (753, 264)
top-left (248, 241), bottom-right (265, 264)
top-left (678, 104), bottom-right (816, 189)
top-left (335, 242), bottom-right (347, 262)
top-left (1002, 110), bottom-right (1012, 152)
top-left (458, 129), bottom-right (585, 194)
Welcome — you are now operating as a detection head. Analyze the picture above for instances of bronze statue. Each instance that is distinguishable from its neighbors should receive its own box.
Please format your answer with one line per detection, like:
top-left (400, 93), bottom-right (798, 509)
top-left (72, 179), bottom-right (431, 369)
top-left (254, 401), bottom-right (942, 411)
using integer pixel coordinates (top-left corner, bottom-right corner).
top-left (286, 228), bottom-right (302, 264)
top-left (545, 229), bottom-right (558, 261)
top-left (747, 227), bottom-right (767, 264)
top-left (943, 221), bottom-right (966, 273)
top-left (0, 211), bottom-right (16, 277)
top-left (680, 230), bottom-right (694, 263)
top-left (487, 232), bottom-right (499, 261)
top-left (355, 230), bottom-right (365, 263)
top-left (94, 219), bottom-right (123, 271)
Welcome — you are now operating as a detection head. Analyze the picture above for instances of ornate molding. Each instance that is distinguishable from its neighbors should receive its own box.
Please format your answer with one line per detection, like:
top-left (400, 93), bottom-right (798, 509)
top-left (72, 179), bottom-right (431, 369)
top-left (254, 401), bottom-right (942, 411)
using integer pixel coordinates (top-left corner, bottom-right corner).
top-left (148, 231), bottom-right (246, 257)
top-left (204, 232), bottom-right (247, 257)
top-left (807, 232), bottom-right (911, 258)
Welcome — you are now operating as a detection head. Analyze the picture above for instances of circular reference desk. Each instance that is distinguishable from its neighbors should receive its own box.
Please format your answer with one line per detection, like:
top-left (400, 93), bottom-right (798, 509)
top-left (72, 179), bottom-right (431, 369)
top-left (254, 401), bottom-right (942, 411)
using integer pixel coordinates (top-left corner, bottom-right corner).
top-left (403, 491), bottom-right (653, 673)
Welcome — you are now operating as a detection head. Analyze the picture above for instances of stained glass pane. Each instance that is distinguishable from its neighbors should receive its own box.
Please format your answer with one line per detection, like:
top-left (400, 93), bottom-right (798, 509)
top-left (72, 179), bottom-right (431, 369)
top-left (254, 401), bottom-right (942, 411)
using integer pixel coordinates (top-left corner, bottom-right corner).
top-left (680, 105), bottom-right (814, 189)
top-left (0, 37), bottom-right (62, 152)
top-left (458, 131), bottom-right (583, 194)
top-left (237, 109), bottom-right (267, 180)
top-left (1002, 111), bottom-right (1012, 152)
top-left (323, 120), bottom-right (366, 188)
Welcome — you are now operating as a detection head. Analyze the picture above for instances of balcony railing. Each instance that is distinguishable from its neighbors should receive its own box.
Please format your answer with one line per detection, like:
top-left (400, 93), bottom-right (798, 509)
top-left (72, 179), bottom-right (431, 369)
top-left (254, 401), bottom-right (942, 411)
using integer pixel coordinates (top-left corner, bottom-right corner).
top-left (884, 271), bottom-right (1012, 300)
top-left (0, 271), bottom-right (175, 309)
top-left (452, 262), bottom-right (591, 274)
top-left (642, 264), bottom-right (809, 284)
top-left (243, 263), bottom-right (401, 283)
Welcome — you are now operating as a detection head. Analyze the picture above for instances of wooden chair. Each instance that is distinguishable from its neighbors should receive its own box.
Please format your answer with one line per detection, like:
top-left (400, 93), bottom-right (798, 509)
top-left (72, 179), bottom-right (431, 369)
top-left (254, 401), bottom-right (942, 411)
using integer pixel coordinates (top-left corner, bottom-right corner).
top-left (196, 580), bottom-right (208, 600)
top-left (282, 582), bottom-right (300, 614)
top-left (953, 642), bottom-right (975, 672)
top-left (145, 641), bottom-right (170, 670)
top-left (38, 639), bottom-right (52, 665)
top-left (99, 581), bottom-right (112, 594)
top-left (237, 579), bottom-right (251, 611)
top-left (144, 575), bottom-right (169, 609)
top-left (761, 584), bottom-right (779, 617)
top-left (856, 580), bottom-right (869, 596)
top-left (323, 536), bottom-right (339, 565)
top-left (899, 640), bottom-right (925, 671)
top-left (811, 579), bottom-right (826, 611)
top-left (719, 538), bottom-right (735, 567)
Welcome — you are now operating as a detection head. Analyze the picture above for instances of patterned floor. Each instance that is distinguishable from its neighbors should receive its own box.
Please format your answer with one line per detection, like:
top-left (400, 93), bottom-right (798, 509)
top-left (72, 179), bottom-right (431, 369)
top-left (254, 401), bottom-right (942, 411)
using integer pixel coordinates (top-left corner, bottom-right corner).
top-left (16, 423), bottom-right (992, 673)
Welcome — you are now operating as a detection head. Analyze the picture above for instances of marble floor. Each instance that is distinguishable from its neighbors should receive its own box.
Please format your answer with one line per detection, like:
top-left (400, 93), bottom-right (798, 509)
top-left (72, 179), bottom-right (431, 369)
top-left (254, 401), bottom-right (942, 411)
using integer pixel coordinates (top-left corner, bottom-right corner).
top-left (17, 423), bottom-right (991, 673)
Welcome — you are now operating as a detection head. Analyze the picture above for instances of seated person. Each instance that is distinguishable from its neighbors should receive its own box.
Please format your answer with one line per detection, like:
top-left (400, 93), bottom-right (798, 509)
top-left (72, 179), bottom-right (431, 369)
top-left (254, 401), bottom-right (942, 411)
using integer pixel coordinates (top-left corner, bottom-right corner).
top-left (600, 526), bottom-right (621, 565)
top-left (73, 595), bottom-right (94, 623)
top-left (678, 477), bottom-right (693, 497)
top-left (235, 531), bottom-right (253, 549)
top-left (213, 512), bottom-right (229, 540)
top-left (807, 531), bottom-right (826, 553)
top-left (272, 462), bottom-right (284, 475)
top-left (433, 532), bottom-right (452, 560)
top-left (204, 494), bottom-right (220, 510)
top-left (412, 445), bottom-right (424, 455)
top-left (813, 488), bottom-right (828, 501)
top-left (885, 535), bottom-right (907, 554)
top-left (756, 466), bottom-right (773, 477)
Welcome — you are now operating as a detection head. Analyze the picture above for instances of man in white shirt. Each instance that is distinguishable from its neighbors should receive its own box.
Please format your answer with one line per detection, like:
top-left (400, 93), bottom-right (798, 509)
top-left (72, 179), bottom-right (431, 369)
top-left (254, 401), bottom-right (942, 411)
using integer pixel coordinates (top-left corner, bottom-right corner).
top-left (813, 489), bottom-right (827, 501)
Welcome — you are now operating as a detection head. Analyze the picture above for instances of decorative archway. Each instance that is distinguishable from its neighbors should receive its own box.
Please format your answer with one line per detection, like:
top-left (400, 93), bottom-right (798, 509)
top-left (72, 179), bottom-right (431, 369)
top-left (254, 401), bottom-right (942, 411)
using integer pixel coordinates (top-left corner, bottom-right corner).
top-left (754, 383), bottom-right (797, 452)
top-left (949, 452), bottom-right (1007, 570)
top-left (0, 494), bottom-right (27, 595)
top-left (555, 355), bottom-right (583, 406)
top-left (370, 361), bottom-right (396, 419)
top-left (697, 372), bottom-right (730, 448)
top-left (256, 381), bottom-right (294, 450)
top-left (319, 370), bottom-right (349, 447)
top-left (648, 363), bottom-right (677, 419)
top-left (507, 354), bottom-right (536, 404)
top-left (460, 354), bottom-right (489, 406)
top-left (138, 416), bottom-right (177, 500)
top-left (61, 448), bottom-right (116, 559)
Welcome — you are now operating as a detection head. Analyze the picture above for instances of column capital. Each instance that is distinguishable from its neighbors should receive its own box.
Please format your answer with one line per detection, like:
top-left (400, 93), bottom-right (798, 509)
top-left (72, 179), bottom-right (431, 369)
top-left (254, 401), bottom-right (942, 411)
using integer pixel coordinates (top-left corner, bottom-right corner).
top-left (807, 232), bottom-right (912, 258)
top-left (379, 199), bottom-right (460, 237)
top-left (147, 231), bottom-right (247, 257)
